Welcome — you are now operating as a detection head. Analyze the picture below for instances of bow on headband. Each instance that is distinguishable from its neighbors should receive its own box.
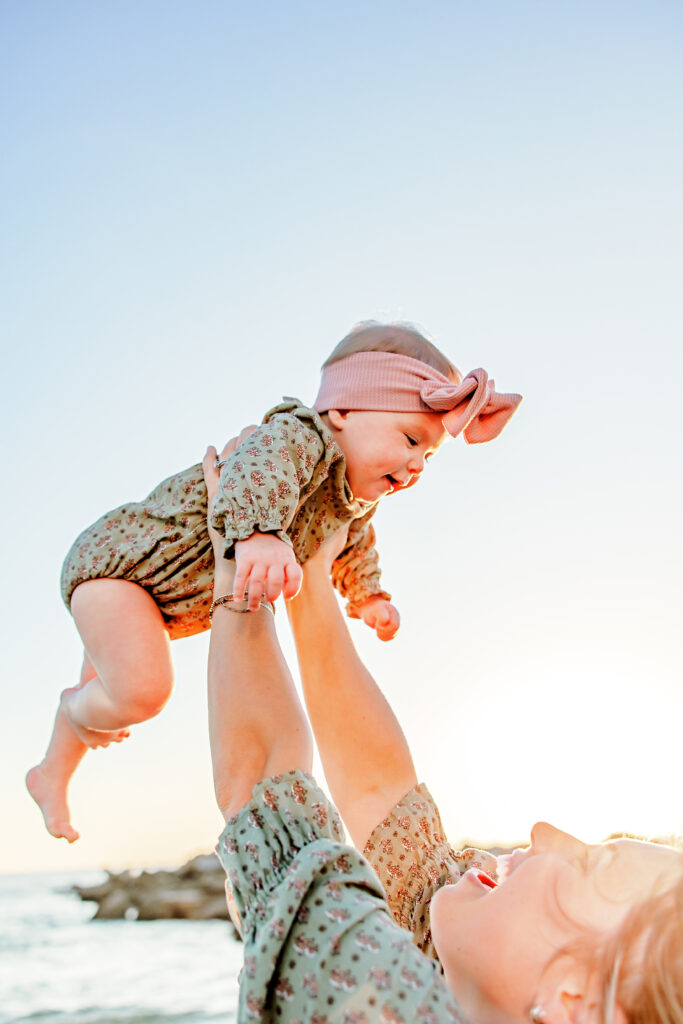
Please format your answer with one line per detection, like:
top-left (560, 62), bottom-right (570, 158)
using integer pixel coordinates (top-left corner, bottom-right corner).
top-left (313, 351), bottom-right (522, 443)
top-left (422, 367), bottom-right (522, 443)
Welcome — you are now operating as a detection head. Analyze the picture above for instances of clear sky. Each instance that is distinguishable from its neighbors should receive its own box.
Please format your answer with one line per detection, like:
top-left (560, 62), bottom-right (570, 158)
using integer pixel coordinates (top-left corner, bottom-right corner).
top-left (2, 1), bottom-right (682, 874)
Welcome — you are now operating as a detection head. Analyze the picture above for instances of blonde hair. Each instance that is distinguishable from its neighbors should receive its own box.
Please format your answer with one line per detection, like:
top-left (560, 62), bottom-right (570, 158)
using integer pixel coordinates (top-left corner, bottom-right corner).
top-left (577, 862), bottom-right (683, 1024)
top-left (323, 321), bottom-right (461, 384)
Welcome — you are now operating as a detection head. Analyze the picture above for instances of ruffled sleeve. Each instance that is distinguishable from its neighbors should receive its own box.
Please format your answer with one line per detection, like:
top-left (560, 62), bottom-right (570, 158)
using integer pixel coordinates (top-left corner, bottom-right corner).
top-left (209, 411), bottom-right (327, 559)
top-left (216, 771), bottom-right (348, 938)
top-left (363, 783), bottom-right (499, 961)
top-left (331, 510), bottom-right (392, 614)
top-left (216, 771), bottom-right (467, 1023)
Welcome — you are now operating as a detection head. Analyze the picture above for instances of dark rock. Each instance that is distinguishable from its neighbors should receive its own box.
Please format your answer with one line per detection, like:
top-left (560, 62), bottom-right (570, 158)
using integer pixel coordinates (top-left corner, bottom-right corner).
top-left (136, 887), bottom-right (207, 920)
top-left (93, 888), bottom-right (134, 920)
top-left (72, 851), bottom-right (237, 935)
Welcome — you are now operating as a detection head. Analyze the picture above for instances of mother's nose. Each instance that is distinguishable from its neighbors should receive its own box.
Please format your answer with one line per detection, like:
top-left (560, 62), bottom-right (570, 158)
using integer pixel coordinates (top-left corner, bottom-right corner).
top-left (530, 821), bottom-right (588, 858)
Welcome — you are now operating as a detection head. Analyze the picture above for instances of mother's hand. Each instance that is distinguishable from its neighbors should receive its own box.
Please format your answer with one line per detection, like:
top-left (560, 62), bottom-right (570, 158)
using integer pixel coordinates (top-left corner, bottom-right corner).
top-left (300, 525), bottom-right (349, 579)
top-left (203, 426), bottom-right (258, 509)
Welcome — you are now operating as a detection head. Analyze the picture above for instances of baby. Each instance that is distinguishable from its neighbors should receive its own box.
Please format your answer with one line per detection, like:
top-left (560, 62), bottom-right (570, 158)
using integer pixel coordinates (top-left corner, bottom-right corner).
top-left (27, 322), bottom-right (521, 842)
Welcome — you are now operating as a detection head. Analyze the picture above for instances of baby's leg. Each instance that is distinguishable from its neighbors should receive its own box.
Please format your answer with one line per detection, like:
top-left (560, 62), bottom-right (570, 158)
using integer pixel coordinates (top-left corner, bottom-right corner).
top-left (26, 654), bottom-right (110, 842)
top-left (63, 579), bottom-right (174, 742)
top-left (27, 580), bottom-right (172, 841)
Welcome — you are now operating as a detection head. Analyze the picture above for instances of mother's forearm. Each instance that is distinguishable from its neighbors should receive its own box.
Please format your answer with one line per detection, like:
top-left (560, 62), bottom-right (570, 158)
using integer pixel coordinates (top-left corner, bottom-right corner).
top-left (208, 604), bottom-right (313, 820)
top-left (287, 566), bottom-right (417, 849)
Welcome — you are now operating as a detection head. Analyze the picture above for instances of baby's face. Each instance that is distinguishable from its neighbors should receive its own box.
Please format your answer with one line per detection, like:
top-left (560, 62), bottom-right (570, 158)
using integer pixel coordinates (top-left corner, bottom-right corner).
top-left (326, 409), bottom-right (448, 502)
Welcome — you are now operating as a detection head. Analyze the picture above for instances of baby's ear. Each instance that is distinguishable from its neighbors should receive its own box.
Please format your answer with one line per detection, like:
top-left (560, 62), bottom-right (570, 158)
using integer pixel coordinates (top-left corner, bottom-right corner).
top-left (326, 409), bottom-right (348, 431)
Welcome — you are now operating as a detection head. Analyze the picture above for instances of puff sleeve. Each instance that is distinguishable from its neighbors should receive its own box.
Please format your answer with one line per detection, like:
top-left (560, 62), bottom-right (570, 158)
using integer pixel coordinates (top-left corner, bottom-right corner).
top-left (331, 509), bottom-right (392, 615)
top-left (363, 783), bottom-right (499, 962)
top-left (216, 771), bottom-right (466, 1023)
top-left (209, 414), bottom-right (326, 560)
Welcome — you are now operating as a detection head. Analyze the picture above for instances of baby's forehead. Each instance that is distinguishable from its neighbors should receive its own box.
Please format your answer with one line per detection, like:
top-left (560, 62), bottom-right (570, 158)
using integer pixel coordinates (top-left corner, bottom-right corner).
top-left (409, 410), bottom-right (450, 444)
top-left (390, 408), bottom-right (447, 434)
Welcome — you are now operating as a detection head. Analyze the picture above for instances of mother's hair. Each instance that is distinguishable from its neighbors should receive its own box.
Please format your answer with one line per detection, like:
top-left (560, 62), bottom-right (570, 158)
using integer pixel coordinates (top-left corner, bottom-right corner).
top-left (612, 871), bottom-right (682, 1024)
top-left (573, 866), bottom-right (683, 1024)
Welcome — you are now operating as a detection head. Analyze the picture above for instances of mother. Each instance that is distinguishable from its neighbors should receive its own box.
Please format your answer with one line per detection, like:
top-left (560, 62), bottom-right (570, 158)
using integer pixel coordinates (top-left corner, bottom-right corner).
top-left (203, 447), bottom-right (682, 1024)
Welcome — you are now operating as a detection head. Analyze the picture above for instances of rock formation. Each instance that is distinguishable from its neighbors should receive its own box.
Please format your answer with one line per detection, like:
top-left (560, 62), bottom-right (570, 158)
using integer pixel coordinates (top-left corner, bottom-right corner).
top-left (73, 852), bottom-right (239, 935)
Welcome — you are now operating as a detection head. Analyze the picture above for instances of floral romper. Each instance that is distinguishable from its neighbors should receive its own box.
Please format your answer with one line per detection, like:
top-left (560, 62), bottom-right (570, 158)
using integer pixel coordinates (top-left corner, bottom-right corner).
top-left (217, 771), bottom-right (478, 1023)
top-left (60, 400), bottom-right (390, 639)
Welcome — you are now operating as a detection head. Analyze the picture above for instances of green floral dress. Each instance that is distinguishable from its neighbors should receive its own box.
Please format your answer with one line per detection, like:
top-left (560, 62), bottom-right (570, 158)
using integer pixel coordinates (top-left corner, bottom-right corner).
top-left (60, 400), bottom-right (390, 639)
top-left (216, 770), bottom-right (474, 1024)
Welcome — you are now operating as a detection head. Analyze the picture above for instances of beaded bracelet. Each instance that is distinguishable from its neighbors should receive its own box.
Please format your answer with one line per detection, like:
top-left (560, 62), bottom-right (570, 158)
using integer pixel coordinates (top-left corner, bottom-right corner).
top-left (209, 593), bottom-right (275, 617)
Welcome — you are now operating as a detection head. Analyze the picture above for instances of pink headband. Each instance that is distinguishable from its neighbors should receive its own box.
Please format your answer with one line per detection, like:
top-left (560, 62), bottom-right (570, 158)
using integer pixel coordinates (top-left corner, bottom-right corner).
top-left (313, 351), bottom-right (522, 443)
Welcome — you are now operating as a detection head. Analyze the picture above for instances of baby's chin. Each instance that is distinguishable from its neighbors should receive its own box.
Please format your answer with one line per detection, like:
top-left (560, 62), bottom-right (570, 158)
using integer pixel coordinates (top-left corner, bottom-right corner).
top-left (347, 476), bottom-right (389, 502)
top-left (369, 484), bottom-right (394, 502)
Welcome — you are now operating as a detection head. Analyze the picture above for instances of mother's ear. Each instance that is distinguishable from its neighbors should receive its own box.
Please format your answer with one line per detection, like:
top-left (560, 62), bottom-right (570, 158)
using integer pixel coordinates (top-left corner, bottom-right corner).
top-left (539, 965), bottom-right (627, 1024)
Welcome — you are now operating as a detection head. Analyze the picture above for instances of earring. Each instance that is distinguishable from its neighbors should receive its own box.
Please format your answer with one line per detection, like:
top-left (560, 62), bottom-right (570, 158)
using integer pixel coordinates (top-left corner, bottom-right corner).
top-left (530, 1006), bottom-right (547, 1024)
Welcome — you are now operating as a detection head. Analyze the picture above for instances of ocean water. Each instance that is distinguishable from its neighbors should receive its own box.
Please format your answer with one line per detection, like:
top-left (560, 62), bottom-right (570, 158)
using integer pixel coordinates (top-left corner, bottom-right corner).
top-left (0, 871), bottom-right (241, 1024)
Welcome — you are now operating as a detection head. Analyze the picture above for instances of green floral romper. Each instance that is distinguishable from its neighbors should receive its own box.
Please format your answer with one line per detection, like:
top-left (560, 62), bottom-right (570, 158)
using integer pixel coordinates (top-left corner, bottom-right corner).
top-left (60, 400), bottom-right (390, 639)
top-left (216, 770), bottom-right (499, 1023)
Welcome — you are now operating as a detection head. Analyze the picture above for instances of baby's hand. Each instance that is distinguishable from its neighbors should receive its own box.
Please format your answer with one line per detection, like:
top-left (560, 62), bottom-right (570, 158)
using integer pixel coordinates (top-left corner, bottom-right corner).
top-left (356, 596), bottom-right (400, 642)
top-left (234, 532), bottom-right (303, 610)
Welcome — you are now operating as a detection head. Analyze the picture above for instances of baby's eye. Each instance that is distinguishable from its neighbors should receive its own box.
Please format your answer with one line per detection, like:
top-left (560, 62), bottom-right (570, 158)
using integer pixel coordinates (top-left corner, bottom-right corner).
top-left (405, 435), bottom-right (418, 447)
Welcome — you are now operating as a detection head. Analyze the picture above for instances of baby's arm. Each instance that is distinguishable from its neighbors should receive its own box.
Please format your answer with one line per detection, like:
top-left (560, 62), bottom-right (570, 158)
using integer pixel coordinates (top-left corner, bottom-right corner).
top-left (210, 415), bottom-right (325, 606)
top-left (331, 516), bottom-right (400, 641)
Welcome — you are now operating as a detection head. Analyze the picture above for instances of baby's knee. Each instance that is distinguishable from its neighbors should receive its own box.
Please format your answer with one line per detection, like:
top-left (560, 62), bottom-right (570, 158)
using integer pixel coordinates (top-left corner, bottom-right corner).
top-left (123, 672), bottom-right (174, 723)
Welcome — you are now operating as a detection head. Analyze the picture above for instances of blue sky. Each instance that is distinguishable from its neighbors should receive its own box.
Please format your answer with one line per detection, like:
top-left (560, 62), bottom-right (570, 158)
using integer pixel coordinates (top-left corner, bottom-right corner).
top-left (2, 1), bottom-right (682, 872)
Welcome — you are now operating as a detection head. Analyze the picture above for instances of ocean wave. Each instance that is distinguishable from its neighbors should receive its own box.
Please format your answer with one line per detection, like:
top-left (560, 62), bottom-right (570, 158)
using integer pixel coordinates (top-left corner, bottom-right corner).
top-left (5, 1009), bottom-right (232, 1024)
top-left (0, 872), bottom-right (239, 1024)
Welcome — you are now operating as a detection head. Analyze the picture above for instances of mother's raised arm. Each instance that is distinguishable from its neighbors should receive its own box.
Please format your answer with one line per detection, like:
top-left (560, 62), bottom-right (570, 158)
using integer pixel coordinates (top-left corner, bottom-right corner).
top-left (286, 537), bottom-right (418, 849)
top-left (203, 445), bottom-right (313, 819)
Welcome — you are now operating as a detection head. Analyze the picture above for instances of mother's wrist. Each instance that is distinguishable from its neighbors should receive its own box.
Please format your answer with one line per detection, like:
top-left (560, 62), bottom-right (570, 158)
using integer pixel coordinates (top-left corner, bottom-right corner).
top-left (213, 570), bottom-right (234, 595)
top-left (299, 564), bottom-right (335, 597)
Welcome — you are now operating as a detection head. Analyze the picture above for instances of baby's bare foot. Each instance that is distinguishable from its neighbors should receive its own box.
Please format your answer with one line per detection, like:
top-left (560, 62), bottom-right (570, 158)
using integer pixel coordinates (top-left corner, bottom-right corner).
top-left (59, 688), bottom-right (130, 749)
top-left (26, 764), bottom-right (80, 842)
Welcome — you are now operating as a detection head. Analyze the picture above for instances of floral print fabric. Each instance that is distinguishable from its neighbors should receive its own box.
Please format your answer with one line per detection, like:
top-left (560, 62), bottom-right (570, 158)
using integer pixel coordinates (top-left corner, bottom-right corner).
top-left (363, 784), bottom-right (499, 962)
top-left (60, 400), bottom-right (390, 639)
top-left (216, 770), bottom-right (467, 1024)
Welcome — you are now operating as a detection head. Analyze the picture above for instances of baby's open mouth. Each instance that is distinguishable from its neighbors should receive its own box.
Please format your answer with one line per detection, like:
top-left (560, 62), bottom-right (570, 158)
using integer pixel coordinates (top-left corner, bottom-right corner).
top-left (385, 475), bottom-right (400, 491)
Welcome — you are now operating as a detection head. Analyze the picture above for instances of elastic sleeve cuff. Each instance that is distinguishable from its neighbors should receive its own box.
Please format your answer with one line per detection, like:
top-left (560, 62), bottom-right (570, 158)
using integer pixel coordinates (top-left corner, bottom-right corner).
top-left (345, 588), bottom-right (392, 618)
top-left (215, 770), bottom-right (345, 935)
top-left (218, 522), bottom-right (293, 561)
top-left (362, 783), bottom-right (498, 956)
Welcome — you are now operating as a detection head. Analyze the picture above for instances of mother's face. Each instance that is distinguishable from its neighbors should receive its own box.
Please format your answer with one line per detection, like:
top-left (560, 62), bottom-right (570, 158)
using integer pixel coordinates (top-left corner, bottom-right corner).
top-left (430, 822), bottom-right (680, 1024)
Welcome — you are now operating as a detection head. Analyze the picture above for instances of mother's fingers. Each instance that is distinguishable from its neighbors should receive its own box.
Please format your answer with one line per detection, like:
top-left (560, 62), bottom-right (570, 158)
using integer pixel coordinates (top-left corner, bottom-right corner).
top-left (217, 424), bottom-right (259, 465)
top-left (203, 446), bottom-right (221, 505)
